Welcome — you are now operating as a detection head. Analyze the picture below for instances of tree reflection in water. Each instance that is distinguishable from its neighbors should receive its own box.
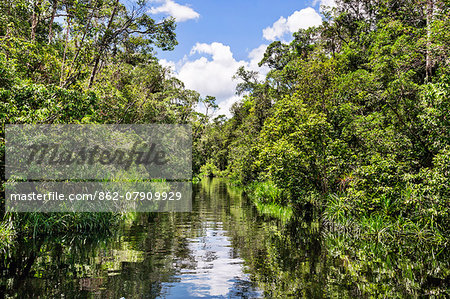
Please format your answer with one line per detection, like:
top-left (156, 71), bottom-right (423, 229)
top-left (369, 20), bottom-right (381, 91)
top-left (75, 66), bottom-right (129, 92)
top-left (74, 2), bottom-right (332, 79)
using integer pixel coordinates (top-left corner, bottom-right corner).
top-left (1, 179), bottom-right (448, 298)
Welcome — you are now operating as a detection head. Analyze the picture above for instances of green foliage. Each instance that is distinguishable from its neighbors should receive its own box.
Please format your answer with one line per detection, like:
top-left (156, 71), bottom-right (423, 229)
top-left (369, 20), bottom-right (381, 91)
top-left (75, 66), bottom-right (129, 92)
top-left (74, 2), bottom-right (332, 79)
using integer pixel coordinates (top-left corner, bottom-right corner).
top-left (0, 1), bottom-right (449, 295)
top-left (0, 0), bottom-right (211, 252)
top-left (199, 160), bottom-right (220, 177)
top-left (199, 0), bottom-right (450, 247)
top-left (10, 212), bottom-right (120, 236)
top-left (250, 181), bottom-right (286, 205)
top-left (0, 219), bottom-right (14, 254)
top-left (252, 199), bottom-right (293, 222)
top-left (257, 95), bottom-right (334, 200)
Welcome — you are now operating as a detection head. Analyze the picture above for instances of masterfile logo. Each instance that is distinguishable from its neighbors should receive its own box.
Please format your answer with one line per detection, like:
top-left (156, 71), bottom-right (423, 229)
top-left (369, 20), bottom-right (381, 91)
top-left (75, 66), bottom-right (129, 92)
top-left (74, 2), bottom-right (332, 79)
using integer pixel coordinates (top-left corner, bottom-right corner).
top-left (25, 141), bottom-right (168, 169)
top-left (6, 124), bottom-right (192, 180)
top-left (5, 124), bottom-right (192, 213)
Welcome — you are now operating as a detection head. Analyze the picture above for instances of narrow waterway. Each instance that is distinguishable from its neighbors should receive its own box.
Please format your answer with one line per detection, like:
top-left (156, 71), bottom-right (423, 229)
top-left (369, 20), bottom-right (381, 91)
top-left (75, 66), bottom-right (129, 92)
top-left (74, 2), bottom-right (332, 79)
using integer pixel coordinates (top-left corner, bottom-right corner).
top-left (1, 179), bottom-right (447, 298)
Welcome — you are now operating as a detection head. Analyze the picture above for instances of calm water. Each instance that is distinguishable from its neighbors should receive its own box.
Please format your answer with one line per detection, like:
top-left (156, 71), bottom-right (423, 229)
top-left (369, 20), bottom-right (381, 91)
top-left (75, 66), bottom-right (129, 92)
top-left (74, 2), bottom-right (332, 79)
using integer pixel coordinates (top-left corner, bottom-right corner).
top-left (1, 179), bottom-right (448, 298)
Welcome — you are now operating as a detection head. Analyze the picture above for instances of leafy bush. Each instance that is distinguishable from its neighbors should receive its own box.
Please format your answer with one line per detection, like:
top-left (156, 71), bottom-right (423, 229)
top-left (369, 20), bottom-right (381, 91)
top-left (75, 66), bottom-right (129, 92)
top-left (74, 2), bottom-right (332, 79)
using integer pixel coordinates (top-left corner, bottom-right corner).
top-left (251, 181), bottom-right (286, 205)
top-left (199, 160), bottom-right (220, 177)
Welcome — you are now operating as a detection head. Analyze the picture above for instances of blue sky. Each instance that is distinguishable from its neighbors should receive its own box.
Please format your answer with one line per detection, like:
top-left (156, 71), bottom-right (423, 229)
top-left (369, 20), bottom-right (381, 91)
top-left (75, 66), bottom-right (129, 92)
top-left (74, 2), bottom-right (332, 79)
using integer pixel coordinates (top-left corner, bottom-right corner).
top-left (148, 0), bottom-right (335, 116)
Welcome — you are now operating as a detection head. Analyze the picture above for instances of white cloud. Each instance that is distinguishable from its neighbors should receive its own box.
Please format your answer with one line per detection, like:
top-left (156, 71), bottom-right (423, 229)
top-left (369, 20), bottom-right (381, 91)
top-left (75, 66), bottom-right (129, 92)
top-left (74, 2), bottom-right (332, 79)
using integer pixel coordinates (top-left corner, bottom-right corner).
top-left (314, 0), bottom-right (337, 9)
top-left (262, 7), bottom-right (322, 41)
top-left (162, 224), bottom-right (255, 297)
top-left (262, 17), bottom-right (287, 42)
top-left (159, 58), bottom-right (176, 71)
top-left (320, 0), bottom-right (337, 7)
top-left (190, 43), bottom-right (234, 64)
top-left (216, 95), bottom-right (240, 117)
top-left (162, 42), bottom-right (270, 117)
top-left (178, 42), bottom-right (245, 100)
top-left (149, 0), bottom-right (199, 22)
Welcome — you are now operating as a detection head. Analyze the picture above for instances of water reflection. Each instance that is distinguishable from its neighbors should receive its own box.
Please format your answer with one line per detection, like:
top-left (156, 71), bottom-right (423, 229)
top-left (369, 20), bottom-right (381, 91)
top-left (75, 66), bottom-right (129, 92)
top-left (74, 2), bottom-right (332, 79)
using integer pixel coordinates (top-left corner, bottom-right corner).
top-left (160, 221), bottom-right (259, 298)
top-left (1, 179), bottom-right (448, 298)
top-left (0, 179), bottom-right (264, 298)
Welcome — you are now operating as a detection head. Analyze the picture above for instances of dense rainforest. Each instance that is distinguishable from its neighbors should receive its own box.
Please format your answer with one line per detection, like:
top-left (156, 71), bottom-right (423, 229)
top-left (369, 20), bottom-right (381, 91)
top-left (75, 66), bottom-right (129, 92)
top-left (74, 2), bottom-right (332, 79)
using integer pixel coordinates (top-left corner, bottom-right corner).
top-left (198, 0), bottom-right (450, 243)
top-left (196, 2), bottom-right (450, 293)
top-left (0, 0), bottom-right (218, 244)
top-left (0, 0), bottom-right (449, 297)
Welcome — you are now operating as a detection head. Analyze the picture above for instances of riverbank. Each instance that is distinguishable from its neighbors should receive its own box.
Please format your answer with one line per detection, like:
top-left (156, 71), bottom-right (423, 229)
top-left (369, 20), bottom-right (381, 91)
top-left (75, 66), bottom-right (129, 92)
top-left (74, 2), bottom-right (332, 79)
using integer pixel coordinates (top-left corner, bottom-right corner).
top-left (1, 178), bottom-right (448, 297)
top-left (240, 178), bottom-right (447, 242)
top-left (237, 179), bottom-right (450, 297)
top-left (0, 212), bottom-right (120, 254)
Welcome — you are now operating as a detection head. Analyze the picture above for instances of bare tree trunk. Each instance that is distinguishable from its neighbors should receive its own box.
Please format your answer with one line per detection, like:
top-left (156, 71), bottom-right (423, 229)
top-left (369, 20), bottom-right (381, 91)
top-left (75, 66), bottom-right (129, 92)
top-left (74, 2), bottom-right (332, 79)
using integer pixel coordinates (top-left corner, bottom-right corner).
top-left (426, 0), bottom-right (434, 81)
top-left (60, 16), bottom-right (71, 86)
top-left (48, 0), bottom-right (58, 44)
top-left (63, 0), bottom-right (95, 86)
top-left (88, 0), bottom-right (120, 88)
top-left (30, 0), bottom-right (42, 41)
